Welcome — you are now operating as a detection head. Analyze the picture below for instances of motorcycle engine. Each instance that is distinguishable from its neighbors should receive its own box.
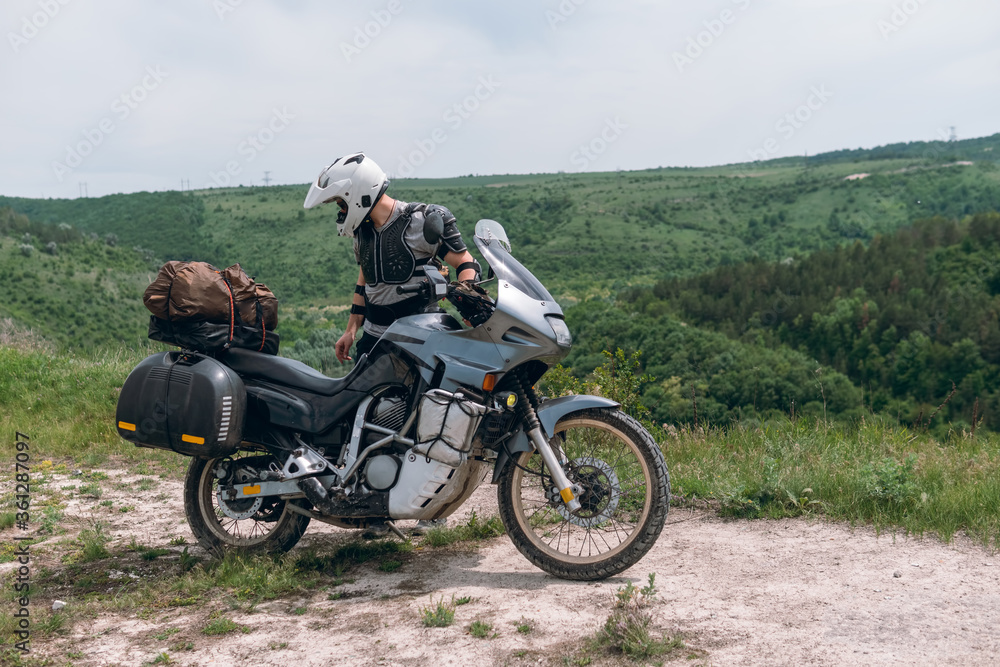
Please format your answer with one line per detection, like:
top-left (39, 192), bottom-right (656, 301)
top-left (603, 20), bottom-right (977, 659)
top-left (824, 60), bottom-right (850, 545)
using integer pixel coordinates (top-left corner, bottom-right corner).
top-left (368, 394), bottom-right (408, 439)
top-left (360, 392), bottom-right (409, 490)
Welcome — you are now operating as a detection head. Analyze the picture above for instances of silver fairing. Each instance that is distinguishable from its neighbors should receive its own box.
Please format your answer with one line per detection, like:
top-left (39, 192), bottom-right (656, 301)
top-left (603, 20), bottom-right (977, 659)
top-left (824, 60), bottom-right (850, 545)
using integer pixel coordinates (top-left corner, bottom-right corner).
top-left (374, 222), bottom-right (570, 392)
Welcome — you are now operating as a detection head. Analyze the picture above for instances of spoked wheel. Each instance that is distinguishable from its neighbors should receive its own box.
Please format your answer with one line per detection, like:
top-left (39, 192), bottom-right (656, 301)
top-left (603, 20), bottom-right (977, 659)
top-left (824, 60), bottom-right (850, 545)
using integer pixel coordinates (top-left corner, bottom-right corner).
top-left (498, 408), bottom-right (669, 580)
top-left (184, 451), bottom-right (310, 555)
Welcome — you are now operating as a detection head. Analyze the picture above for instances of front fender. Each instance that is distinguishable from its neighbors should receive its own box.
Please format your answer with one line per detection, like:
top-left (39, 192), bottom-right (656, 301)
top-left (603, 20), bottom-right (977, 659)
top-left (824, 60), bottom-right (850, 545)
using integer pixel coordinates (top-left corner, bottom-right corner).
top-left (489, 394), bottom-right (620, 484)
top-left (535, 394), bottom-right (619, 438)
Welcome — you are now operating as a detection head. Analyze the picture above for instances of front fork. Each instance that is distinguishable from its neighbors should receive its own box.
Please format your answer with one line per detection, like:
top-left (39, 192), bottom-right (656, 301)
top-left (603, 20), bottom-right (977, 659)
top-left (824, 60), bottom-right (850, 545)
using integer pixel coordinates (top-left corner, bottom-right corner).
top-left (515, 378), bottom-right (582, 512)
top-left (527, 426), bottom-right (582, 512)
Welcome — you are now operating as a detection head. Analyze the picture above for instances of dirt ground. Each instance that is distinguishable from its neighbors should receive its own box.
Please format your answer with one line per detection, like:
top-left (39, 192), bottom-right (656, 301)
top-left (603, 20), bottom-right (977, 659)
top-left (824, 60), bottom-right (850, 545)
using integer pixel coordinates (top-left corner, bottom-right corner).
top-left (7, 467), bottom-right (1000, 666)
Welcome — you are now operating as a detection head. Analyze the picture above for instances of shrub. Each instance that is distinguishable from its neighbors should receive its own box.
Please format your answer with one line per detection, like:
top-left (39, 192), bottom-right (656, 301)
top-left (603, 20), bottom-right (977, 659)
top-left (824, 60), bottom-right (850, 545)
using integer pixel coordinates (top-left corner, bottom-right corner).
top-left (860, 455), bottom-right (920, 506)
top-left (420, 595), bottom-right (456, 627)
top-left (595, 574), bottom-right (683, 660)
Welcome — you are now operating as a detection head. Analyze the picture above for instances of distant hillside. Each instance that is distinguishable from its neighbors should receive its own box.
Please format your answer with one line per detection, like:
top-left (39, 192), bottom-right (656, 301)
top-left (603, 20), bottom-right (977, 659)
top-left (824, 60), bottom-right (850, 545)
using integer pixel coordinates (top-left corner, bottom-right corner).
top-left (785, 132), bottom-right (1000, 168)
top-left (1, 133), bottom-right (998, 308)
top-left (0, 208), bottom-right (154, 350)
top-left (580, 213), bottom-right (1000, 432)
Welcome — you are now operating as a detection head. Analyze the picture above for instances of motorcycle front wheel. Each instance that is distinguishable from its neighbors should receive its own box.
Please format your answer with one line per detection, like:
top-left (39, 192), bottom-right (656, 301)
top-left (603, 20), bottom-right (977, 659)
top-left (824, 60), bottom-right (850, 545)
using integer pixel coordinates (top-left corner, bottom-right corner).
top-left (184, 452), bottom-right (310, 555)
top-left (498, 408), bottom-right (669, 581)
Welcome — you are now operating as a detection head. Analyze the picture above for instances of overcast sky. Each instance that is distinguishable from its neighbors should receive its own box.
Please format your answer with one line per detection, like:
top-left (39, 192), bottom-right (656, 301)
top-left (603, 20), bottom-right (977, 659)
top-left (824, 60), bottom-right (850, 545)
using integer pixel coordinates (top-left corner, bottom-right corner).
top-left (1, 0), bottom-right (998, 199)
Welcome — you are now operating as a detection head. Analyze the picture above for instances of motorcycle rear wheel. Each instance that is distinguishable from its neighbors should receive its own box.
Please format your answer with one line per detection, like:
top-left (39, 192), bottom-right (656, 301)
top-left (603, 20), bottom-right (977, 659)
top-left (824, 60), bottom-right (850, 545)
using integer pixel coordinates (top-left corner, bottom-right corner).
top-left (498, 408), bottom-right (669, 581)
top-left (184, 453), bottom-right (310, 555)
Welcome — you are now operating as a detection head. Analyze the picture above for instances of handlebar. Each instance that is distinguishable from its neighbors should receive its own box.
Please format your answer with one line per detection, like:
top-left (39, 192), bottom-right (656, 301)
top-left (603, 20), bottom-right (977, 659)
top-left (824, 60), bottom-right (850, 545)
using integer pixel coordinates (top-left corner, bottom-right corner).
top-left (396, 281), bottom-right (429, 296)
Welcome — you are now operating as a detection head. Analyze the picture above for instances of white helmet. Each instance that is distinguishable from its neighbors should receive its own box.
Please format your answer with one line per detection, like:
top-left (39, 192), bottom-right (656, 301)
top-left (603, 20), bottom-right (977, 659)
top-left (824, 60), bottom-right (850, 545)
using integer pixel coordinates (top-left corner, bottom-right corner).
top-left (303, 152), bottom-right (388, 236)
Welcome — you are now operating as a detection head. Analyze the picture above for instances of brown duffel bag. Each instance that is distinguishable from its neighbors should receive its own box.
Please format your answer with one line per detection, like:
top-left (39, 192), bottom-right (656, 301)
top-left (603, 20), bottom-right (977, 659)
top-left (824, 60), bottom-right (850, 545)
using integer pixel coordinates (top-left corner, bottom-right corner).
top-left (143, 261), bottom-right (278, 354)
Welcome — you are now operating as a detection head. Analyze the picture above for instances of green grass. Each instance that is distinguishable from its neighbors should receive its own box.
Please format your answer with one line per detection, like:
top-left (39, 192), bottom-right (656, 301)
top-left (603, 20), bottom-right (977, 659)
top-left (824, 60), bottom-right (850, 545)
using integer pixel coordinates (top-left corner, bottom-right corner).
top-left (468, 620), bottom-right (493, 639)
top-left (201, 617), bottom-right (251, 636)
top-left (590, 574), bottom-right (684, 660)
top-left (420, 595), bottom-right (456, 628)
top-left (165, 541), bottom-right (411, 612)
top-left (71, 523), bottom-right (111, 563)
top-left (174, 553), bottom-right (317, 607)
top-left (0, 344), bottom-right (174, 462)
top-left (660, 417), bottom-right (1000, 547)
top-left (377, 559), bottom-right (402, 573)
top-left (78, 483), bottom-right (102, 498)
top-left (423, 511), bottom-right (505, 547)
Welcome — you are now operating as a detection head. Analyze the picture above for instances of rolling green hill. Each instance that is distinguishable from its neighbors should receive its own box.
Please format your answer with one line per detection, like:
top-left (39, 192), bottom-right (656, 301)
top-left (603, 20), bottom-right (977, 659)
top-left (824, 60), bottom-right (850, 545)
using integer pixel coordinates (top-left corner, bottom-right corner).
top-left (2, 133), bottom-right (999, 307)
top-left (3, 133), bottom-right (1000, 430)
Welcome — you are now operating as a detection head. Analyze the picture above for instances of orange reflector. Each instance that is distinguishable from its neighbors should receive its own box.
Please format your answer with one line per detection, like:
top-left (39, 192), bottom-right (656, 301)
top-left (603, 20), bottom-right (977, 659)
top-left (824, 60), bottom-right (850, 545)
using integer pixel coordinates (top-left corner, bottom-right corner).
top-left (181, 434), bottom-right (205, 445)
top-left (560, 488), bottom-right (576, 503)
top-left (118, 421), bottom-right (136, 432)
top-left (482, 374), bottom-right (497, 391)
top-left (243, 485), bottom-right (261, 495)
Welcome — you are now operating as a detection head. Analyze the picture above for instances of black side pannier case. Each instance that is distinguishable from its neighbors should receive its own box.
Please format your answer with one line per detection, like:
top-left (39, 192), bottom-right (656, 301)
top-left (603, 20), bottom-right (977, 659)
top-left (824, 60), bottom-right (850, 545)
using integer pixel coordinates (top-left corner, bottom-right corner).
top-left (115, 351), bottom-right (246, 458)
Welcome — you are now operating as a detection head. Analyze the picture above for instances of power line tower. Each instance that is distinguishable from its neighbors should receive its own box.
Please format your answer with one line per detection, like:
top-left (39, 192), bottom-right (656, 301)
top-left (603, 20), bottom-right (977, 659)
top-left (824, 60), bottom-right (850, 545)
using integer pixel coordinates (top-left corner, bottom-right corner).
top-left (78, 182), bottom-right (88, 198)
top-left (262, 171), bottom-right (272, 187)
top-left (948, 126), bottom-right (957, 142)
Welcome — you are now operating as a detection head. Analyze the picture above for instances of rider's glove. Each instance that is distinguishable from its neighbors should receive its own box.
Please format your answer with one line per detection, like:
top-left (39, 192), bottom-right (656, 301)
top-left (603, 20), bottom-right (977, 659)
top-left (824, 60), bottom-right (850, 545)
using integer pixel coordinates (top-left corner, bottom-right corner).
top-left (447, 280), bottom-right (495, 327)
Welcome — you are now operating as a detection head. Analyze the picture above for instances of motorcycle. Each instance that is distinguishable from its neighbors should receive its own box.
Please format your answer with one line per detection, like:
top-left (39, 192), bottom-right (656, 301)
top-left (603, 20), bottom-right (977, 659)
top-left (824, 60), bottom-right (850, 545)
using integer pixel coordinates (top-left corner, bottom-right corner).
top-left (117, 219), bottom-right (669, 581)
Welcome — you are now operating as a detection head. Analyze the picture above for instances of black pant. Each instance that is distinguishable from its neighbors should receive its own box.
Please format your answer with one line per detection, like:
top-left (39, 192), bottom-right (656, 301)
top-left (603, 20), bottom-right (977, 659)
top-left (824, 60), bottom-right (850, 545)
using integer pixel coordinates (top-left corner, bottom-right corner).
top-left (355, 331), bottom-right (379, 357)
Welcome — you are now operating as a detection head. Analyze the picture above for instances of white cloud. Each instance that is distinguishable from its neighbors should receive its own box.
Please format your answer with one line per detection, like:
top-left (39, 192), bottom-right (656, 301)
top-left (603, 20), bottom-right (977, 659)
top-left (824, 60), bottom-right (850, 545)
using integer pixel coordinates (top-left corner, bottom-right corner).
top-left (0, 0), bottom-right (998, 197)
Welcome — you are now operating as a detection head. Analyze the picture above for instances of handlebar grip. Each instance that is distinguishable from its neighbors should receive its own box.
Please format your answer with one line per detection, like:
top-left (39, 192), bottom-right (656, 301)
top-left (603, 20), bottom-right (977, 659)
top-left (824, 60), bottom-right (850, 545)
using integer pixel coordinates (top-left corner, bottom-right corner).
top-left (396, 283), bottom-right (424, 295)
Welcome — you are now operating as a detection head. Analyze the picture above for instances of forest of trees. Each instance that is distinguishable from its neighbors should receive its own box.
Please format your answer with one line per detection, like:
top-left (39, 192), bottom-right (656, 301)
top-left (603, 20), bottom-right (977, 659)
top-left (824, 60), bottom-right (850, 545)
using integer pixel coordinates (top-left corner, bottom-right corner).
top-left (606, 213), bottom-right (1000, 431)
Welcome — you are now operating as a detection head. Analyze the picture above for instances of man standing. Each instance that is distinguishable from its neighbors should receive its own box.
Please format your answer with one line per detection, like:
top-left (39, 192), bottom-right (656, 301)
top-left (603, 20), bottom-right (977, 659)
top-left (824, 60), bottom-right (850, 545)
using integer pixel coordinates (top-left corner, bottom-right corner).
top-left (303, 152), bottom-right (479, 361)
top-left (302, 151), bottom-right (479, 534)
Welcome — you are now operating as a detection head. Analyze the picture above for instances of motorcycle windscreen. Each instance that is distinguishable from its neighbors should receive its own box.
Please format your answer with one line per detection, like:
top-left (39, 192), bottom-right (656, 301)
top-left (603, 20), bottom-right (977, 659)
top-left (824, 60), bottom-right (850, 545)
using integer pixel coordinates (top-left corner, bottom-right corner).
top-left (474, 232), bottom-right (554, 304)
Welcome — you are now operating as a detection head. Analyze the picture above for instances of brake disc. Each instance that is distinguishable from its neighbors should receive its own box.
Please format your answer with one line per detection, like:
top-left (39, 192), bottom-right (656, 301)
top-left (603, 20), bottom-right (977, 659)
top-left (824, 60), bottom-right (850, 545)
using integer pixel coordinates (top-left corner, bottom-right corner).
top-left (557, 456), bottom-right (620, 528)
top-left (216, 492), bottom-right (263, 520)
top-left (214, 460), bottom-right (264, 520)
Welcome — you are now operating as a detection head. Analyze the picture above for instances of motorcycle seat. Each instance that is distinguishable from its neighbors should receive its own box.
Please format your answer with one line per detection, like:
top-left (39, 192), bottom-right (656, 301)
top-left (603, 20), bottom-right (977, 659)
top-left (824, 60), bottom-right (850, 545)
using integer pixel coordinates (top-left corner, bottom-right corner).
top-left (219, 348), bottom-right (369, 397)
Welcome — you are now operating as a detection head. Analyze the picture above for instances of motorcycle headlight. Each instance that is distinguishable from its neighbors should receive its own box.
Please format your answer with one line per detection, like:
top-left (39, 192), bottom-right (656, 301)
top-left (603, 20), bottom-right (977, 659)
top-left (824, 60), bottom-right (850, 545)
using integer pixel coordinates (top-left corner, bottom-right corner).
top-left (546, 316), bottom-right (572, 347)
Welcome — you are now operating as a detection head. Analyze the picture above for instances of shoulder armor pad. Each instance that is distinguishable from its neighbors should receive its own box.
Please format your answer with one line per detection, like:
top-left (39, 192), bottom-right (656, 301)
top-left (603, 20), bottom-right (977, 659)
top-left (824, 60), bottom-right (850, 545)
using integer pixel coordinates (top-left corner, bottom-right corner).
top-left (425, 204), bottom-right (466, 255)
